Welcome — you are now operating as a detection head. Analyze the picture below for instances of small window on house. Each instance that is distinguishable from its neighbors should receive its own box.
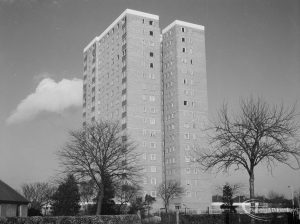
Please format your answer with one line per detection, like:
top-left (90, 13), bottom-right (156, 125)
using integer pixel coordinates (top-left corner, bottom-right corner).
top-left (149, 20), bottom-right (153, 25)
top-left (150, 52), bottom-right (154, 57)
top-left (182, 48), bottom-right (186, 53)
top-left (150, 31), bottom-right (153, 36)
top-left (181, 27), bottom-right (185, 32)
top-left (182, 37), bottom-right (185, 42)
top-left (191, 59), bottom-right (193, 64)
top-left (142, 19), bottom-right (145, 24)
top-left (150, 63), bottom-right (153, 68)
top-left (184, 100), bottom-right (188, 106)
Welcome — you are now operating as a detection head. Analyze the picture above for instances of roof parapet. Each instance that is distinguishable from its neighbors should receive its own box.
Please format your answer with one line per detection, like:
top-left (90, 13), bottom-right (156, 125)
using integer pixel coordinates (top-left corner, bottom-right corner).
top-left (83, 9), bottom-right (159, 52)
top-left (162, 20), bottom-right (205, 34)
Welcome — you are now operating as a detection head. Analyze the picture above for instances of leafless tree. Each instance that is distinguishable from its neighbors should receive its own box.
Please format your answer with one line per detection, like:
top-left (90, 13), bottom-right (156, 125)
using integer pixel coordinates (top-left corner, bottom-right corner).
top-left (197, 97), bottom-right (300, 201)
top-left (22, 182), bottom-right (55, 211)
top-left (58, 121), bottom-right (140, 215)
top-left (157, 180), bottom-right (185, 213)
top-left (114, 183), bottom-right (141, 214)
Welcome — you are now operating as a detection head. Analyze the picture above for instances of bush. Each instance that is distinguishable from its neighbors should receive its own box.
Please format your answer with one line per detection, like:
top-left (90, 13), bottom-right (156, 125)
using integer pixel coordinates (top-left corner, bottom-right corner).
top-left (0, 215), bottom-right (141, 224)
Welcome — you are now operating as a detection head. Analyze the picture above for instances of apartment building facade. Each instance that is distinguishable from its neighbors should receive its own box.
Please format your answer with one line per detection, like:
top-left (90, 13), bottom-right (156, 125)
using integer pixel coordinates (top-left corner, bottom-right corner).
top-left (83, 9), bottom-right (211, 212)
top-left (162, 21), bottom-right (211, 211)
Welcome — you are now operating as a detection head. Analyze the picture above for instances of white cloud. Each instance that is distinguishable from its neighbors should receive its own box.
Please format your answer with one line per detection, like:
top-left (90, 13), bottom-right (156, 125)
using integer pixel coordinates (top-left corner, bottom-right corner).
top-left (7, 78), bottom-right (82, 124)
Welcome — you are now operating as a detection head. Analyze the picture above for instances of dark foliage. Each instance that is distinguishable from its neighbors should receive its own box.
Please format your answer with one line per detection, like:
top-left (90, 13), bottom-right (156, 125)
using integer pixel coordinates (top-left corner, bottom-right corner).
top-left (27, 207), bottom-right (43, 216)
top-left (51, 174), bottom-right (80, 216)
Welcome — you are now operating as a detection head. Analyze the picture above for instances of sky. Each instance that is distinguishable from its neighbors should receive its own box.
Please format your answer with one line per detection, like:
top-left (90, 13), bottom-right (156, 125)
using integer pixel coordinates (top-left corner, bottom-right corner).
top-left (0, 0), bottom-right (299, 197)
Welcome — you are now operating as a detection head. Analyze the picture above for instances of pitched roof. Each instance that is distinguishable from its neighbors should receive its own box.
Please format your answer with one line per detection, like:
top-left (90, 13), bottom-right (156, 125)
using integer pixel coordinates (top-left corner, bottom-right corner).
top-left (0, 180), bottom-right (29, 204)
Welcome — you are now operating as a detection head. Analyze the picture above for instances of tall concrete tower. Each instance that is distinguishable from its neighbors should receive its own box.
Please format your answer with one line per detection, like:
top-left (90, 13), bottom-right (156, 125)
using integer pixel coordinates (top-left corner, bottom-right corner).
top-left (162, 21), bottom-right (211, 211)
top-left (83, 9), bottom-right (163, 202)
top-left (83, 9), bottom-right (211, 212)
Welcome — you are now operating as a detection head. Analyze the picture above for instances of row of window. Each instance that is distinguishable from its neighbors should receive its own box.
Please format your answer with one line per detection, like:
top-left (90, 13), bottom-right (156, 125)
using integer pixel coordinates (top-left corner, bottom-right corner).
top-left (142, 153), bottom-right (157, 160)
top-left (142, 129), bottom-right (158, 137)
top-left (143, 177), bottom-right (157, 185)
top-left (166, 157), bottom-right (176, 164)
top-left (143, 106), bottom-right (157, 113)
top-left (184, 133), bottom-right (197, 140)
top-left (142, 95), bottom-right (156, 102)
top-left (185, 156), bottom-right (196, 163)
top-left (165, 146), bottom-right (175, 153)
top-left (185, 167), bottom-right (200, 174)
top-left (142, 141), bottom-right (157, 148)
top-left (142, 166), bottom-right (157, 173)
top-left (165, 112), bottom-right (175, 121)
top-left (183, 100), bottom-right (198, 107)
top-left (142, 19), bottom-right (154, 26)
top-left (143, 117), bottom-right (156, 125)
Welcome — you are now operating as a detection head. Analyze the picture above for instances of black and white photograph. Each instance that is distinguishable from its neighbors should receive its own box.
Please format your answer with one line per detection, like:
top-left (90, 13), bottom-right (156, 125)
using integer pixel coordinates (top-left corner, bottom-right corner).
top-left (0, 0), bottom-right (299, 223)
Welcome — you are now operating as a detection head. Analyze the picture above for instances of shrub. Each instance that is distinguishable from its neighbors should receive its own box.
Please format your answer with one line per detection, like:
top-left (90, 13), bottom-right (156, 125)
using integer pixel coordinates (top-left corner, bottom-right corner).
top-left (0, 215), bottom-right (141, 224)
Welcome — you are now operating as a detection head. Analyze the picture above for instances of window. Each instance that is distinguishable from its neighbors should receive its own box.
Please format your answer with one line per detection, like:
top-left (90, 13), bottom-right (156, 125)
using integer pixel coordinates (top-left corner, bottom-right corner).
top-left (191, 59), bottom-right (193, 64)
top-left (150, 154), bottom-right (156, 160)
top-left (149, 31), bottom-right (153, 36)
top-left (150, 52), bottom-right (154, 57)
top-left (142, 153), bottom-right (147, 160)
top-left (181, 27), bottom-right (185, 32)
top-left (182, 37), bottom-right (185, 42)
top-left (182, 48), bottom-right (186, 53)
top-left (143, 129), bottom-right (147, 136)
top-left (184, 100), bottom-right (188, 106)
top-left (149, 20), bottom-right (153, 25)
top-left (150, 63), bottom-right (153, 68)
top-left (149, 73), bottom-right (155, 79)
top-left (184, 133), bottom-right (190, 139)
top-left (149, 96), bottom-right (155, 101)
top-left (150, 131), bottom-right (156, 137)
top-left (151, 177), bottom-right (156, 185)
top-left (150, 142), bottom-right (157, 148)
top-left (150, 166), bottom-right (157, 172)
top-left (150, 118), bottom-right (155, 125)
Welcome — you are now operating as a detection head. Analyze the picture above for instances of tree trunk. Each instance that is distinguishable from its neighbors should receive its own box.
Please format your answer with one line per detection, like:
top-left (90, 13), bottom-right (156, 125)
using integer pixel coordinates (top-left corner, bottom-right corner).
top-left (249, 172), bottom-right (255, 200)
top-left (96, 184), bottom-right (104, 215)
top-left (249, 171), bottom-right (255, 224)
top-left (165, 201), bottom-right (168, 213)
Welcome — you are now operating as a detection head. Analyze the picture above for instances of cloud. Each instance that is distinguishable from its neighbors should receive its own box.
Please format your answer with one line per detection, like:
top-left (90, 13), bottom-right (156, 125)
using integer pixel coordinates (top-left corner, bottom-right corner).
top-left (7, 78), bottom-right (82, 124)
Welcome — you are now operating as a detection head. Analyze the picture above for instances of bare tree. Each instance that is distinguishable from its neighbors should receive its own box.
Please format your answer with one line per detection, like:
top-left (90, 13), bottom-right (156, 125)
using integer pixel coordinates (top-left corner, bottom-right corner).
top-left (157, 180), bottom-right (185, 213)
top-left (58, 121), bottom-right (140, 215)
top-left (197, 97), bottom-right (300, 201)
top-left (22, 182), bottom-right (55, 212)
top-left (114, 183), bottom-right (141, 214)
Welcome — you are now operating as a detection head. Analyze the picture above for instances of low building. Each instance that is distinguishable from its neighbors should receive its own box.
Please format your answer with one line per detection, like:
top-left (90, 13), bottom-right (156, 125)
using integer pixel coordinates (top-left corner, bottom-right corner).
top-left (0, 180), bottom-right (29, 217)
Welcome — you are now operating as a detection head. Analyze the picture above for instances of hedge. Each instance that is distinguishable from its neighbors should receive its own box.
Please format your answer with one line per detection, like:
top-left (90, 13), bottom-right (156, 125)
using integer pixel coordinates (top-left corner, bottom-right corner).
top-left (161, 213), bottom-right (294, 224)
top-left (0, 215), bottom-right (141, 224)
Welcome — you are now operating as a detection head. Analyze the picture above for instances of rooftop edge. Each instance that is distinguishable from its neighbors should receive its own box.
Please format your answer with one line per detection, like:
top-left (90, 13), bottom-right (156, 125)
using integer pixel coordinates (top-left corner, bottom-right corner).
top-left (83, 9), bottom-right (159, 52)
top-left (162, 20), bottom-right (205, 34)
